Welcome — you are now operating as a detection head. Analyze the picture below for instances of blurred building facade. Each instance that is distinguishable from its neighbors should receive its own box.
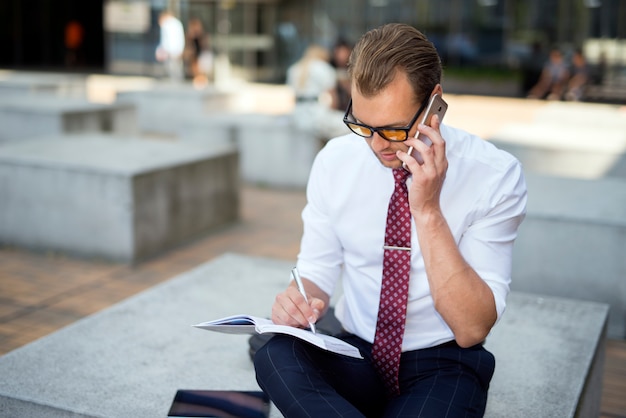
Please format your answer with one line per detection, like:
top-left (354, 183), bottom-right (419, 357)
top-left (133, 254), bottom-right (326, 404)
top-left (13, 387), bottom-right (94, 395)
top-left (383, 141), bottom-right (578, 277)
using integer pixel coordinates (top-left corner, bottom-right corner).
top-left (1, 0), bottom-right (625, 83)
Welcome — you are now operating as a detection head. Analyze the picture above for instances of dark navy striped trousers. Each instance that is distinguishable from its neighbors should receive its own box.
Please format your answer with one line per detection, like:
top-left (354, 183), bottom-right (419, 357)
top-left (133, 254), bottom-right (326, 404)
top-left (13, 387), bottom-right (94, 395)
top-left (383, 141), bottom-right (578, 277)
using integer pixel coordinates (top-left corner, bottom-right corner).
top-left (254, 333), bottom-right (494, 418)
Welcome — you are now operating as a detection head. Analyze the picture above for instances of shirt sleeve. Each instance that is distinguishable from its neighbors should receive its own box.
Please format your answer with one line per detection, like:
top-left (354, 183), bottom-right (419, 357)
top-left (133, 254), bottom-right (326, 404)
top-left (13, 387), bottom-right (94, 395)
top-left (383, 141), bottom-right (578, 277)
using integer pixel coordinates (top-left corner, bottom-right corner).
top-left (296, 149), bottom-right (344, 297)
top-left (458, 159), bottom-right (528, 321)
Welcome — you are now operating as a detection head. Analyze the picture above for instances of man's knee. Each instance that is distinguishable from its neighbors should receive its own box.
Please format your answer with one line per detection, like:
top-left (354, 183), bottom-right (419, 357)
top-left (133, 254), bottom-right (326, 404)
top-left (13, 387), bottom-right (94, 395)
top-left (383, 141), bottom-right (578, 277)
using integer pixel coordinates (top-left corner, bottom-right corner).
top-left (253, 335), bottom-right (295, 381)
top-left (252, 336), bottom-right (275, 378)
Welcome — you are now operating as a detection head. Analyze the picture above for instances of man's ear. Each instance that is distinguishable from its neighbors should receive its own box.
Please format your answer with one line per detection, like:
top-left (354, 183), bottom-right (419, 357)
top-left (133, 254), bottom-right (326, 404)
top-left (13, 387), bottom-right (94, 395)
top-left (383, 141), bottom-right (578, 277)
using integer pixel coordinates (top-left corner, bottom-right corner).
top-left (433, 83), bottom-right (443, 98)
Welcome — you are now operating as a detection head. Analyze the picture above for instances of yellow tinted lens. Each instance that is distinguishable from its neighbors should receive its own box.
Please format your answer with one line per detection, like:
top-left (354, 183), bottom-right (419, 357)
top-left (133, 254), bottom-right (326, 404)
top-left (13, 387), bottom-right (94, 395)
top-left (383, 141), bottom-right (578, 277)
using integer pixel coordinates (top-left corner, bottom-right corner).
top-left (380, 129), bottom-right (407, 141)
top-left (347, 123), bottom-right (373, 137)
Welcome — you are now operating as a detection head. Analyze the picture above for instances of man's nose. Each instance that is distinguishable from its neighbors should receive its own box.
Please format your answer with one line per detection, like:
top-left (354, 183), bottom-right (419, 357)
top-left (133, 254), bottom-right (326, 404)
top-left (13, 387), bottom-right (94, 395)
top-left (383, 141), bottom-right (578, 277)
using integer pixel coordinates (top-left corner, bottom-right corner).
top-left (370, 132), bottom-right (389, 150)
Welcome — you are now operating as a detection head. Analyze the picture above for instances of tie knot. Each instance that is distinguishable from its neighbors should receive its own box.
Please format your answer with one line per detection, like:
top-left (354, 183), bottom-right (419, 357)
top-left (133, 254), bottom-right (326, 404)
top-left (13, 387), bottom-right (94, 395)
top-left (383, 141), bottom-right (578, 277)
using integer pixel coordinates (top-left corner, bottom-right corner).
top-left (393, 168), bottom-right (410, 185)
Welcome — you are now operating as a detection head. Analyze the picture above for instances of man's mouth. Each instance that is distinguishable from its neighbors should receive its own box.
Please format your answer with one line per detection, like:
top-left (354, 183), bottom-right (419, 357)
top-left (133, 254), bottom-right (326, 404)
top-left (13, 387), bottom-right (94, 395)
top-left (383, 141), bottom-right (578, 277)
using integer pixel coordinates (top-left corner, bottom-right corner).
top-left (379, 152), bottom-right (398, 162)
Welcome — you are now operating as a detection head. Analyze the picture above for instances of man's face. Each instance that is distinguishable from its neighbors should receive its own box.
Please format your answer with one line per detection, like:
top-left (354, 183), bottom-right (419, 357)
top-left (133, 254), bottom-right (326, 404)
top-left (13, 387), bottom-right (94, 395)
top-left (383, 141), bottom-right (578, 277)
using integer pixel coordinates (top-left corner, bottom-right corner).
top-left (349, 72), bottom-right (422, 169)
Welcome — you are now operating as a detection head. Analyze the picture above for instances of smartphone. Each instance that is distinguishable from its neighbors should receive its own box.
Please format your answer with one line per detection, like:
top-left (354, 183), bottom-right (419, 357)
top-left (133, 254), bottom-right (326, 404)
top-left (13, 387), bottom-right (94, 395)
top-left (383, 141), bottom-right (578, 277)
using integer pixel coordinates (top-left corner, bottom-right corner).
top-left (168, 390), bottom-right (271, 418)
top-left (404, 94), bottom-right (448, 167)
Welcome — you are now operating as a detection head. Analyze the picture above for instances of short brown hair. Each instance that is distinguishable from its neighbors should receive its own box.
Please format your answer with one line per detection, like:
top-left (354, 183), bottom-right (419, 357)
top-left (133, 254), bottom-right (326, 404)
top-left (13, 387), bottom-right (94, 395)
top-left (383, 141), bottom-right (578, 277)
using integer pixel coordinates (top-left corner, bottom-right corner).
top-left (348, 23), bottom-right (441, 105)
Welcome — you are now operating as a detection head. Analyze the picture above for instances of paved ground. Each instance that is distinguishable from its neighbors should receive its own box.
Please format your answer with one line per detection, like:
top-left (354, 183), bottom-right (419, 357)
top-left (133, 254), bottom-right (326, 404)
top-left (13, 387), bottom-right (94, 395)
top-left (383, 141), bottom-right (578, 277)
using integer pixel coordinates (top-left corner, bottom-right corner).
top-left (0, 184), bottom-right (306, 353)
top-left (0, 77), bottom-right (624, 416)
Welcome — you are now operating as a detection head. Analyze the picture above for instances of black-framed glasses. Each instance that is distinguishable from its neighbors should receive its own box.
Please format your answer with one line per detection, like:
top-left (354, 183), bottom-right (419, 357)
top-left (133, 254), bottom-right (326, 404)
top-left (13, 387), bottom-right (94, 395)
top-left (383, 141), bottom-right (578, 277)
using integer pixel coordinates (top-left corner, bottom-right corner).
top-left (342, 96), bottom-right (430, 142)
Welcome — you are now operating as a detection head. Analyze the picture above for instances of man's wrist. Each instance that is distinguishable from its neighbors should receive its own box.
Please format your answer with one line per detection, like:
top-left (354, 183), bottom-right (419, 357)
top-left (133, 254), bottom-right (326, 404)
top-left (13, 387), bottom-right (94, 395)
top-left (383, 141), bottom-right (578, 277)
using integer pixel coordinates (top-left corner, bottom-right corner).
top-left (412, 207), bottom-right (445, 230)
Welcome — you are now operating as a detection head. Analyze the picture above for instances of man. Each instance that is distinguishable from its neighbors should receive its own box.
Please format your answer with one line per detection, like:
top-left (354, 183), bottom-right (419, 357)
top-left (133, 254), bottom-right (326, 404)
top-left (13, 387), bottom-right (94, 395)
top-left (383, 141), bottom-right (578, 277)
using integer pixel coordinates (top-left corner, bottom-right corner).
top-left (254, 23), bottom-right (527, 417)
top-left (155, 10), bottom-right (185, 81)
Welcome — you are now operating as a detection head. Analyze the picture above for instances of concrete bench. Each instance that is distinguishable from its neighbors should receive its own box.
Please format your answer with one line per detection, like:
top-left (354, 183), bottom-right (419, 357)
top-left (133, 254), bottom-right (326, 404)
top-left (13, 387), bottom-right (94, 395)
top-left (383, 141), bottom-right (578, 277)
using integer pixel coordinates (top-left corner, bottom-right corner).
top-left (178, 113), bottom-right (325, 189)
top-left (116, 84), bottom-right (231, 135)
top-left (0, 70), bottom-right (86, 98)
top-left (488, 101), bottom-right (626, 179)
top-left (0, 95), bottom-right (138, 143)
top-left (0, 253), bottom-right (608, 417)
top-left (510, 173), bottom-right (626, 339)
top-left (0, 134), bottom-right (239, 262)
top-left (532, 101), bottom-right (626, 131)
top-left (489, 123), bottom-right (626, 179)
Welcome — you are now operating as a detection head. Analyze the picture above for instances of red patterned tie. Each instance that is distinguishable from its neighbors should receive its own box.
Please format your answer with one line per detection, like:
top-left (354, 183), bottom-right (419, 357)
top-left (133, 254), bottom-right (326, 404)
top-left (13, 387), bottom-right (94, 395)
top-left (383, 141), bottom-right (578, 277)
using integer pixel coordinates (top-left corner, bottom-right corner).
top-left (372, 167), bottom-right (412, 398)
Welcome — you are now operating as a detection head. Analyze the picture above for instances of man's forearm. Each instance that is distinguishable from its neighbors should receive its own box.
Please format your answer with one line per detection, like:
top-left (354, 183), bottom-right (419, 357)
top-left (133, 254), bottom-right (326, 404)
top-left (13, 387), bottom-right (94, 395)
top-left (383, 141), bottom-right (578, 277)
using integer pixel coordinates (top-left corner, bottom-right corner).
top-left (415, 210), bottom-right (497, 347)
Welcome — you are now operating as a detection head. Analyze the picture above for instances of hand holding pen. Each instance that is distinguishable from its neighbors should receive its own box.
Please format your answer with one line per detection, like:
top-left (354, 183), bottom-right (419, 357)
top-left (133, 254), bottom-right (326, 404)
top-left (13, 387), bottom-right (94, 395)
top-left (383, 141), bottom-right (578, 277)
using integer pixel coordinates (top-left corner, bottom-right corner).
top-left (291, 267), bottom-right (317, 334)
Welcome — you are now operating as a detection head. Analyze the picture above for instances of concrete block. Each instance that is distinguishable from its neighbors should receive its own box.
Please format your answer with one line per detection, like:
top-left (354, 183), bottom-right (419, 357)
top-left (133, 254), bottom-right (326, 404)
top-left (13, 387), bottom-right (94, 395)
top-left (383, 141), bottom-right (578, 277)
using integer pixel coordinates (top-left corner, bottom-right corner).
top-left (238, 115), bottom-right (322, 188)
top-left (116, 84), bottom-right (231, 135)
top-left (0, 71), bottom-right (86, 98)
top-left (534, 101), bottom-right (626, 131)
top-left (488, 101), bottom-right (626, 180)
top-left (484, 293), bottom-right (608, 418)
top-left (0, 135), bottom-right (239, 262)
top-left (237, 114), bottom-right (322, 189)
top-left (0, 254), bottom-right (608, 418)
top-left (179, 113), bottom-right (324, 189)
top-left (489, 122), bottom-right (626, 179)
top-left (176, 112), bottom-right (256, 148)
top-left (0, 95), bottom-right (138, 143)
top-left (511, 173), bottom-right (626, 339)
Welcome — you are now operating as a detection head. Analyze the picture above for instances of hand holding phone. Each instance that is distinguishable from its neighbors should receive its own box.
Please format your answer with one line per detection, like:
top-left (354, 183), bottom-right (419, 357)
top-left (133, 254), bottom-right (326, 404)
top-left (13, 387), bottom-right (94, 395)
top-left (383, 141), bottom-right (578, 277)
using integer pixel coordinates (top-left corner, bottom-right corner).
top-left (404, 94), bottom-right (448, 167)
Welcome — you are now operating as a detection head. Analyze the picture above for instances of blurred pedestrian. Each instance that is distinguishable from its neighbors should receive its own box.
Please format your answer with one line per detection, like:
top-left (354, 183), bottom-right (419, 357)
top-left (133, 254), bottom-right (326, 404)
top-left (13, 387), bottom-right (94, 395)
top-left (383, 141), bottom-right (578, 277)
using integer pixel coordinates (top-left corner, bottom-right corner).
top-left (286, 44), bottom-right (348, 141)
top-left (527, 47), bottom-right (569, 100)
top-left (565, 49), bottom-right (590, 101)
top-left (330, 39), bottom-right (353, 110)
top-left (186, 17), bottom-right (212, 88)
top-left (156, 10), bottom-right (185, 82)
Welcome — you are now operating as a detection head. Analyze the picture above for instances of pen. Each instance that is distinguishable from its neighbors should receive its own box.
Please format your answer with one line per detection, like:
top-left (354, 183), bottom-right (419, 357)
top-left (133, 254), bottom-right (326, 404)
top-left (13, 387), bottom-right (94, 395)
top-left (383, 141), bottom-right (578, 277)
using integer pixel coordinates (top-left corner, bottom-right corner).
top-left (291, 267), bottom-right (317, 334)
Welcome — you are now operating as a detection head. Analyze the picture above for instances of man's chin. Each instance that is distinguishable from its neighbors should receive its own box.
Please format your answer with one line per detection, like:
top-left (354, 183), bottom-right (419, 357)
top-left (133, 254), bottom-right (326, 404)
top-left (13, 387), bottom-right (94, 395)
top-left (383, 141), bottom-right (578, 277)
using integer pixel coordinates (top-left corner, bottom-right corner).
top-left (377, 156), bottom-right (403, 169)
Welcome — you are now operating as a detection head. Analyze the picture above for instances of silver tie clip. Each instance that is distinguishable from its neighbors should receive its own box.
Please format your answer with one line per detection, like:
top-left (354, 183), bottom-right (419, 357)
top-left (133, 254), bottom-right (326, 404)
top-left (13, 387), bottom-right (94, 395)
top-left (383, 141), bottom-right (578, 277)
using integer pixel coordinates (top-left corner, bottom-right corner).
top-left (383, 245), bottom-right (411, 251)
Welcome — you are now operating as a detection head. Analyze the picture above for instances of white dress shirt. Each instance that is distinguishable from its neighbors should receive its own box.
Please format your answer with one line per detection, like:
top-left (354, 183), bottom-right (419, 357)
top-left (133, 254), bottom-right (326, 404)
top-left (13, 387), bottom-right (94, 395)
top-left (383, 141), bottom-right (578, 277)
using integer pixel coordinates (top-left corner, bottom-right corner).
top-left (159, 16), bottom-right (185, 58)
top-left (297, 124), bottom-right (527, 351)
